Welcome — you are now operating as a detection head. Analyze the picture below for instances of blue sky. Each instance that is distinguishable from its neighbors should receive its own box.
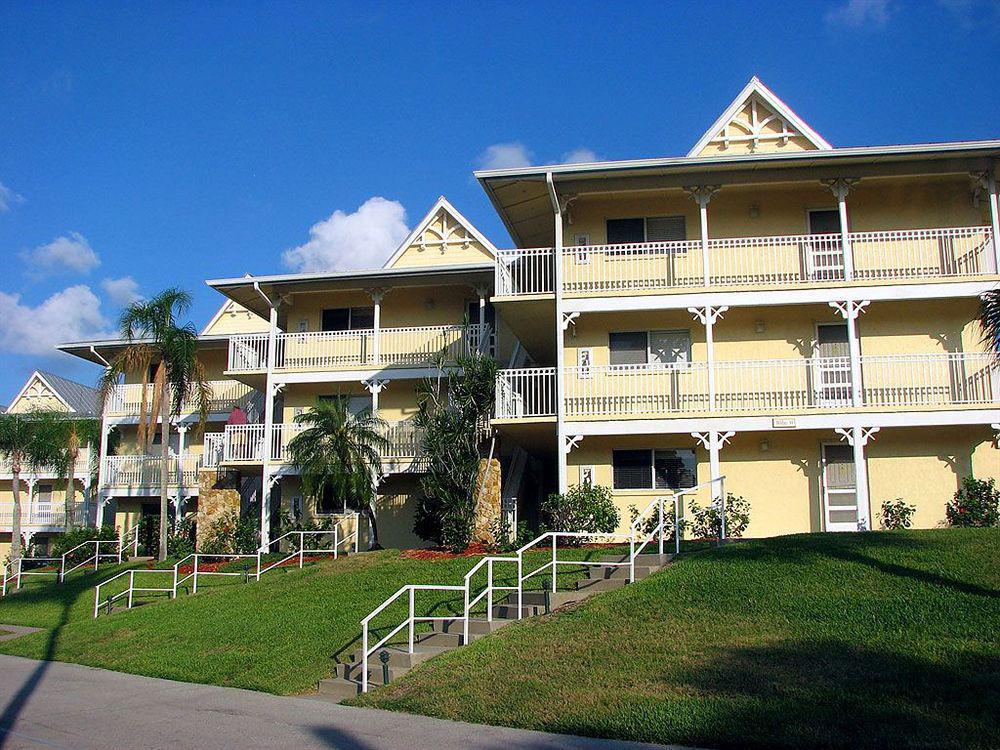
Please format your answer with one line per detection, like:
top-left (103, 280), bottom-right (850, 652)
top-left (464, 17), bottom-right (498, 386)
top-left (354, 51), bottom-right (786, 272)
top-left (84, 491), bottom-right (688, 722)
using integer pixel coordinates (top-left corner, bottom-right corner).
top-left (1, 0), bottom-right (998, 404)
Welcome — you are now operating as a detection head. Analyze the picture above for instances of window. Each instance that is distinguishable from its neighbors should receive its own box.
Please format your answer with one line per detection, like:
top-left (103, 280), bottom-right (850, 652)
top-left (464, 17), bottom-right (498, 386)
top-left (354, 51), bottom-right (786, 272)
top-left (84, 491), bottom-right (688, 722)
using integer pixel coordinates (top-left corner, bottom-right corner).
top-left (613, 449), bottom-right (696, 490)
top-left (808, 209), bottom-right (841, 235)
top-left (318, 394), bottom-right (371, 415)
top-left (466, 301), bottom-right (496, 327)
top-left (321, 306), bottom-right (375, 332)
top-left (36, 483), bottom-right (53, 504)
top-left (316, 486), bottom-right (340, 515)
top-left (297, 319), bottom-right (309, 333)
top-left (606, 215), bottom-right (686, 245)
top-left (609, 330), bottom-right (691, 366)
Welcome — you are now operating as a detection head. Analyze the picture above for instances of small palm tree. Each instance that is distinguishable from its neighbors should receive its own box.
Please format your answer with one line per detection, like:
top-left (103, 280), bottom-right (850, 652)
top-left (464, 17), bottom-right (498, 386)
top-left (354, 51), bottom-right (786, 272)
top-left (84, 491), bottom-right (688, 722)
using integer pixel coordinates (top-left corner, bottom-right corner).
top-left (979, 290), bottom-right (1000, 357)
top-left (0, 410), bottom-right (63, 559)
top-left (98, 288), bottom-right (210, 561)
top-left (52, 416), bottom-right (102, 531)
top-left (286, 398), bottom-right (389, 549)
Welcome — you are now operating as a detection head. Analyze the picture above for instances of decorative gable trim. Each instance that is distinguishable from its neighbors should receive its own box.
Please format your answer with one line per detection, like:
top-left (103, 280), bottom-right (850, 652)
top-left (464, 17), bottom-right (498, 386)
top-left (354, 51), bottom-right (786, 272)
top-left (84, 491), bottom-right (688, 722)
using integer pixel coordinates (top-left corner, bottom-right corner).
top-left (9, 371), bottom-right (74, 413)
top-left (687, 76), bottom-right (832, 157)
top-left (382, 196), bottom-right (497, 269)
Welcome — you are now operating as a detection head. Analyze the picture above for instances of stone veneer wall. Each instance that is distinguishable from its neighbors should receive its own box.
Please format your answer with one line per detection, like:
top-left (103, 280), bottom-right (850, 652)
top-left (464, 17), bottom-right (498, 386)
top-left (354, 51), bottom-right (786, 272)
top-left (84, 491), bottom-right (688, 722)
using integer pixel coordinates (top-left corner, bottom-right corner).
top-left (472, 458), bottom-right (501, 545)
top-left (196, 469), bottom-right (241, 550)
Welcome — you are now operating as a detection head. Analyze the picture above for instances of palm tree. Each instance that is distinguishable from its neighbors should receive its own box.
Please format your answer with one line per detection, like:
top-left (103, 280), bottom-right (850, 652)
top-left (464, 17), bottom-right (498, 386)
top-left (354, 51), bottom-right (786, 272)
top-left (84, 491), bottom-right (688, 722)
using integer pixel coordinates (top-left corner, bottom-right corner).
top-left (52, 416), bottom-right (101, 531)
top-left (98, 288), bottom-right (209, 561)
top-left (979, 290), bottom-right (1000, 357)
top-left (0, 410), bottom-right (63, 559)
top-left (286, 398), bottom-right (389, 549)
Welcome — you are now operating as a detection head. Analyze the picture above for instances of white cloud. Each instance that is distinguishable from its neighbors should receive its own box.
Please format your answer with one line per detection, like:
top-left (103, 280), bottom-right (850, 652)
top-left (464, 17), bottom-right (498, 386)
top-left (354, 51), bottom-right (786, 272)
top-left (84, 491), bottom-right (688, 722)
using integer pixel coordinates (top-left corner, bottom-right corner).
top-left (20, 232), bottom-right (100, 276)
top-left (0, 181), bottom-right (24, 212)
top-left (102, 276), bottom-right (143, 306)
top-left (562, 148), bottom-right (600, 164)
top-left (825, 0), bottom-right (891, 27)
top-left (477, 142), bottom-right (533, 170)
top-left (0, 285), bottom-right (111, 355)
top-left (282, 197), bottom-right (410, 273)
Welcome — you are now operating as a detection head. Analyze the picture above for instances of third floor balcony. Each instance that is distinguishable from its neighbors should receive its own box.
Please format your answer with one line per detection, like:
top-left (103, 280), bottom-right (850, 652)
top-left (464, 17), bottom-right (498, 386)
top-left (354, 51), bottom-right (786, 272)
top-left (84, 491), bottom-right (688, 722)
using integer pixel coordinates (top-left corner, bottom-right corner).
top-left (104, 380), bottom-right (262, 419)
top-left (495, 226), bottom-right (996, 299)
top-left (226, 324), bottom-right (494, 376)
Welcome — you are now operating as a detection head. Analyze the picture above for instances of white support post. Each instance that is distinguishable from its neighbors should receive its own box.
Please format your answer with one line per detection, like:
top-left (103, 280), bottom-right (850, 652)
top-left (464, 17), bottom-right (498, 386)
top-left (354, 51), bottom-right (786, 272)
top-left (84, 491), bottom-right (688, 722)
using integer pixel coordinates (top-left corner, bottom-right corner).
top-left (824, 178), bottom-right (857, 281)
top-left (836, 426), bottom-right (879, 531)
top-left (689, 306), bottom-right (728, 412)
top-left (260, 299), bottom-right (280, 548)
top-left (26, 477), bottom-right (36, 527)
top-left (548, 172), bottom-right (569, 493)
top-left (986, 172), bottom-right (1000, 273)
top-left (364, 379), bottom-right (387, 416)
top-left (175, 423), bottom-right (188, 510)
top-left (685, 185), bottom-right (719, 287)
top-left (692, 431), bottom-right (734, 501)
top-left (370, 289), bottom-right (384, 365)
top-left (830, 300), bottom-right (869, 407)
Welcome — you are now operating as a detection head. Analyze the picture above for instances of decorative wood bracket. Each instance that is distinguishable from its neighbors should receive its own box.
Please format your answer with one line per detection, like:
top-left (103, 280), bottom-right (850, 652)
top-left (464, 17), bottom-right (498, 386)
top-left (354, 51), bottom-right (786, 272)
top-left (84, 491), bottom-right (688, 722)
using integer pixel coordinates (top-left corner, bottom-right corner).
top-left (829, 300), bottom-right (870, 321)
top-left (563, 434), bottom-right (584, 454)
top-left (688, 305), bottom-right (729, 325)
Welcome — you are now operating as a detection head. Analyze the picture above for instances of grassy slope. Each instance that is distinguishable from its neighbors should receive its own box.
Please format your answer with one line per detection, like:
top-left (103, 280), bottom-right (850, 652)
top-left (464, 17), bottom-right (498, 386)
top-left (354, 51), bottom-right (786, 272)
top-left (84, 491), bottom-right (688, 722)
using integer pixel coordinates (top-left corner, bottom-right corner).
top-left (0, 547), bottom-right (616, 695)
top-left (355, 530), bottom-right (1000, 750)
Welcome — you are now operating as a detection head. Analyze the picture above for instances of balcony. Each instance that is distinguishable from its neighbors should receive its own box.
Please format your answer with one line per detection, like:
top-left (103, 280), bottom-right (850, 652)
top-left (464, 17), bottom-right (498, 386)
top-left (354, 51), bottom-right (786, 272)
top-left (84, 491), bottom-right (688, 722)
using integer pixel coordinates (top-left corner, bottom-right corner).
top-left (227, 324), bottom-right (494, 375)
top-left (0, 503), bottom-right (88, 530)
top-left (101, 454), bottom-right (203, 489)
top-left (496, 352), bottom-right (998, 420)
top-left (220, 422), bottom-right (425, 470)
top-left (0, 455), bottom-right (92, 479)
top-left (104, 381), bottom-right (262, 419)
top-left (495, 226), bottom-right (995, 298)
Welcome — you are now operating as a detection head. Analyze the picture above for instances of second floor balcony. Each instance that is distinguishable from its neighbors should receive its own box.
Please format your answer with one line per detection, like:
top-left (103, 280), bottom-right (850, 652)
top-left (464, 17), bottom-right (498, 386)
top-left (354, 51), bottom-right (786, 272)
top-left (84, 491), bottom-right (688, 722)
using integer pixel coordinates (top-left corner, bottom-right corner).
top-left (227, 324), bottom-right (494, 375)
top-left (0, 503), bottom-right (89, 530)
top-left (217, 421), bottom-right (425, 471)
top-left (495, 226), bottom-right (996, 298)
top-left (101, 454), bottom-right (203, 489)
top-left (104, 380), bottom-right (261, 419)
top-left (496, 351), bottom-right (999, 421)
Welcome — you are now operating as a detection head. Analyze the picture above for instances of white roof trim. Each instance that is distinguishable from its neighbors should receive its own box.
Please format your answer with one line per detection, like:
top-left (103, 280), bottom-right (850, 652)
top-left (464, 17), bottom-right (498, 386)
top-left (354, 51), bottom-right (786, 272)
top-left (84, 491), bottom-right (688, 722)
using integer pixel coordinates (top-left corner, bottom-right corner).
top-left (382, 196), bottom-right (498, 268)
top-left (200, 301), bottom-right (234, 336)
top-left (687, 76), bottom-right (832, 157)
top-left (9, 371), bottom-right (74, 413)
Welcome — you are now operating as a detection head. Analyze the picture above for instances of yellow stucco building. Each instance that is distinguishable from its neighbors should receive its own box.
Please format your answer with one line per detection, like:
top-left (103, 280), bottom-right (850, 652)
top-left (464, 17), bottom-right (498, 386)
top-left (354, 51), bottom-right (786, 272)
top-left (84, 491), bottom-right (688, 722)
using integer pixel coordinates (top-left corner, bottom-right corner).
top-left (56, 78), bottom-right (1000, 547)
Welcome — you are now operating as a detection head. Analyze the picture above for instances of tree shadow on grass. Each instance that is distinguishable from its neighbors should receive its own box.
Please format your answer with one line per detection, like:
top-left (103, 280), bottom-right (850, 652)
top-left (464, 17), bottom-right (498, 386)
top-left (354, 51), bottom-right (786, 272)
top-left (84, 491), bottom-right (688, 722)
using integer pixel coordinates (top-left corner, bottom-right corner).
top-left (703, 532), bottom-right (1000, 599)
top-left (658, 638), bottom-right (1000, 750)
top-left (0, 569), bottom-right (107, 748)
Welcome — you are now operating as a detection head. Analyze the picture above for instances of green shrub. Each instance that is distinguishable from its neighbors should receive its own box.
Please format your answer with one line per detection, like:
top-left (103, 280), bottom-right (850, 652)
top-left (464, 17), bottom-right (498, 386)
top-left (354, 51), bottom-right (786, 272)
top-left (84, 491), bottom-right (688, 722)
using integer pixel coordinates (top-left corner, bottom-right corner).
top-left (275, 510), bottom-right (337, 551)
top-left (167, 517), bottom-right (196, 558)
top-left (628, 501), bottom-right (688, 541)
top-left (946, 477), bottom-right (1000, 528)
top-left (540, 484), bottom-right (620, 545)
top-left (490, 516), bottom-right (535, 553)
top-left (688, 493), bottom-right (751, 540)
top-left (200, 511), bottom-right (259, 555)
top-left (879, 498), bottom-right (916, 530)
top-left (51, 525), bottom-right (118, 560)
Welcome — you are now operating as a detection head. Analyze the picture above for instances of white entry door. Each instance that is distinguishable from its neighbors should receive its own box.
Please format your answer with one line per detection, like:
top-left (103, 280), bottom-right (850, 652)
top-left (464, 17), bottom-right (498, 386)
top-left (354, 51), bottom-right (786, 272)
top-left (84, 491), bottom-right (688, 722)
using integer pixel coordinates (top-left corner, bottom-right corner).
top-left (821, 443), bottom-right (859, 532)
top-left (814, 323), bottom-right (852, 407)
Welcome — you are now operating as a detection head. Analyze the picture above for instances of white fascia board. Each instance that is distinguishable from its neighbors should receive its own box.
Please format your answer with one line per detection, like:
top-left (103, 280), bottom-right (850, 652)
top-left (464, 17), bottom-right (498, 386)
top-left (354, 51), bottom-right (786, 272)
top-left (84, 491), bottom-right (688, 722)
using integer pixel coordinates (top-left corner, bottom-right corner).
top-left (563, 279), bottom-right (999, 314)
top-left (566, 408), bottom-right (1000, 437)
top-left (382, 196), bottom-right (498, 268)
top-left (8, 372), bottom-right (74, 413)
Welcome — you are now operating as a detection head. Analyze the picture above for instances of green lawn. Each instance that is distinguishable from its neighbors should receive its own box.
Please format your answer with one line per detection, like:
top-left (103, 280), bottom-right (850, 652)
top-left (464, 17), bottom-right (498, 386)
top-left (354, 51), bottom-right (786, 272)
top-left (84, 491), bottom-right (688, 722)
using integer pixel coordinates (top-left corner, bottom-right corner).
top-left (354, 530), bottom-right (1000, 750)
top-left (0, 546), bottom-right (617, 694)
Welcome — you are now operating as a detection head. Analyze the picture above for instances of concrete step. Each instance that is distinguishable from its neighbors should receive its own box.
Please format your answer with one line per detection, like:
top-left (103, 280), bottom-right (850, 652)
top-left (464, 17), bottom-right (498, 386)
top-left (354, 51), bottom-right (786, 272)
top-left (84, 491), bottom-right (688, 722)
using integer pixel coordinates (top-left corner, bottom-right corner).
top-left (587, 565), bottom-right (657, 581)
top-left (492, 603), bottom-right (545, 619)
top-left (433, 617), bottom-right (511, 636)
top-left (317, 677), bottom-right (361, 702)
top-left (345, 644), bottom-right (451, 668)
top-left (598, 553), bottom-right (674, 566)
top-left (336, 662), bottom-right (409, 684)
top-left (574, 576), bottom-right (627, 593)
top-left (413, 631), bottom-right (464, 648)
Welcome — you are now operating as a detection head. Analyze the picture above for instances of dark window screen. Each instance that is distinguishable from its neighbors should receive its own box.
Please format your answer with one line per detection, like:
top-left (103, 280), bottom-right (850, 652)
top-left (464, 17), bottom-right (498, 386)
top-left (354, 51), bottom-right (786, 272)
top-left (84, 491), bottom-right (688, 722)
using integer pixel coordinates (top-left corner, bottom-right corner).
top-left (613, 449), bottom-right (652, 489)
top-left (606, 218), bottom-right (646, 244)
top-left (610, 331), bottom-right (648, 365)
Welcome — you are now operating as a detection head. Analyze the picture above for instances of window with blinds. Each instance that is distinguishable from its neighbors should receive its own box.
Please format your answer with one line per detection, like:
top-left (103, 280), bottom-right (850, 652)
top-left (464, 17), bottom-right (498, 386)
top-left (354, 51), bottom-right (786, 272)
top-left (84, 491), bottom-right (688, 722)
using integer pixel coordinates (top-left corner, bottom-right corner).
top-left (610, 330), bottom-right (691, 366)
top-left (605, 215), bottom-right (687, 249)
top-left (613, 449), bottom-right (697, 490)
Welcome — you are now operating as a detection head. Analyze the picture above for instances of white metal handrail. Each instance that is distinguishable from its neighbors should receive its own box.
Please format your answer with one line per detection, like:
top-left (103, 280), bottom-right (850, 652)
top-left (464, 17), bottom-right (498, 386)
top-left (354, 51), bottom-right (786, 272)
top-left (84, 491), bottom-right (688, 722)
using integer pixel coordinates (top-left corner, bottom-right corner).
top-left (60, 539), bottom-right (124, 582)
top-left (495, 247), bottom-right (555, 296)
top-left (256, 525), bottom-right (357, 576)
top-left (1, 557), bottom-right (61, 596)
top-left (462, 555), bottom-right (519, 644)
top-left (93, 569), bottom-right (177, 618)
top-left (361, 584), bottom-right (466, 693)
top-left (495, 367), bottom-right (557, 418)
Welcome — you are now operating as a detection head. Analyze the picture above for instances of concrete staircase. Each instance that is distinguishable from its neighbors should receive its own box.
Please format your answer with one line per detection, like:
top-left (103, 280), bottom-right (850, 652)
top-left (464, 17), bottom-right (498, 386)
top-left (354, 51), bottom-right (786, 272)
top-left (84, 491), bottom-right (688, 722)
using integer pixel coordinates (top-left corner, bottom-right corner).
top-left (316, 552), bottom-right (673, 702)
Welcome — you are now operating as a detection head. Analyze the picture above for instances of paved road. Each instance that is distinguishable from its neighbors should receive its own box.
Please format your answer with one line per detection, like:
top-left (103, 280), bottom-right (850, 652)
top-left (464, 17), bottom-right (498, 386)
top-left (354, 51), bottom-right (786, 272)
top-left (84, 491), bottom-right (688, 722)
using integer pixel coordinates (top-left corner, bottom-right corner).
top-left (0, 655), bottom-right (682, 750)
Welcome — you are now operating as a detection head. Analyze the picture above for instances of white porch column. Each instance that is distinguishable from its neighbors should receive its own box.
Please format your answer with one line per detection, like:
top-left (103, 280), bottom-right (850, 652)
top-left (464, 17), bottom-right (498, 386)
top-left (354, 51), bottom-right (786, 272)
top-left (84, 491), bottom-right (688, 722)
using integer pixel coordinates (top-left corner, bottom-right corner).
top-left (685, 186), bottom-right (720, 287)
top-left (95, 492), bottom-right (107, 528)
top-left (175, 423), bottom-right (189, 509)
top-left (986, 172), bottom-right (1000, 272)
top-left (823, 178), bottom-right (857, 281)
top-left (364, 378), bottom-right (388, 415)
top-left (26, 477), bottom-right (36, 526)
top-left (474, 284), bottom-right (489, 354)
top-left (547, 172), bottom-right (570, 493)
top-left (692, 431), bottom-right (735, 500)
top-left (370, 289), bottom-right (385, 365)
top-left (689, 306), bottom-right (729, 412)
top-left (830, 300), bottom-right (869, 407)
top-left (260, 297), bottom-right (280, 548)
top-left (836, 426), bottom-right (879, 531)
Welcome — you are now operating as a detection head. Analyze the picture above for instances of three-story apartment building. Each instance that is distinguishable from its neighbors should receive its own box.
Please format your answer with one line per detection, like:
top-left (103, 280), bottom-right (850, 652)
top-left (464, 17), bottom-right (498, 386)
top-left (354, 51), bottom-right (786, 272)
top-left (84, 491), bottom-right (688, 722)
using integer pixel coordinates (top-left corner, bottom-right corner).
top-left (1, 371), bottom-right (98, 560)
top-left (481, 77), bottom-right (1000, 535)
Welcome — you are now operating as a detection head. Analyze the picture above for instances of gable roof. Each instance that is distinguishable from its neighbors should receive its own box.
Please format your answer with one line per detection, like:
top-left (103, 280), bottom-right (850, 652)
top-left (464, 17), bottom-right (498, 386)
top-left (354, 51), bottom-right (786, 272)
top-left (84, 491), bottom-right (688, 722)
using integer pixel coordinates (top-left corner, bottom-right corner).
top-left (382, 196), bottom-right (498, 268)
top-left (687, 76), bottom-right (832, 157)
top-left (8, 370), bottom-right (99, 416)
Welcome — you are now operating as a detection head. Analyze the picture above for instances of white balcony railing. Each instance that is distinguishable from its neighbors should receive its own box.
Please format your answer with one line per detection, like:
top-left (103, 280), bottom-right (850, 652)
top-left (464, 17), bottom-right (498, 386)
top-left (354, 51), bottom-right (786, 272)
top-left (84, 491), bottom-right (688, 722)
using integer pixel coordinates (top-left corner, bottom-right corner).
top-left (101, 454), bottom-right (203, 488)
top-left (227, 324), bottom-right (494, 374)
top-left (203, 433), bottom-right (226, 468)
top-left (0, 454), bottom-right (92, 479)
top-left (221, 422), bottom-right (426, 465)
top-left (495, 226), bottom-right (995, 297)
top-left (104, 381), bottom-right (261, 418)
top-left (496, 367), bottom-right (558, 419)
top-left (0, 503), bottom-right (88, 529)
top-left (500, 352), bottom-right (999, 419)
